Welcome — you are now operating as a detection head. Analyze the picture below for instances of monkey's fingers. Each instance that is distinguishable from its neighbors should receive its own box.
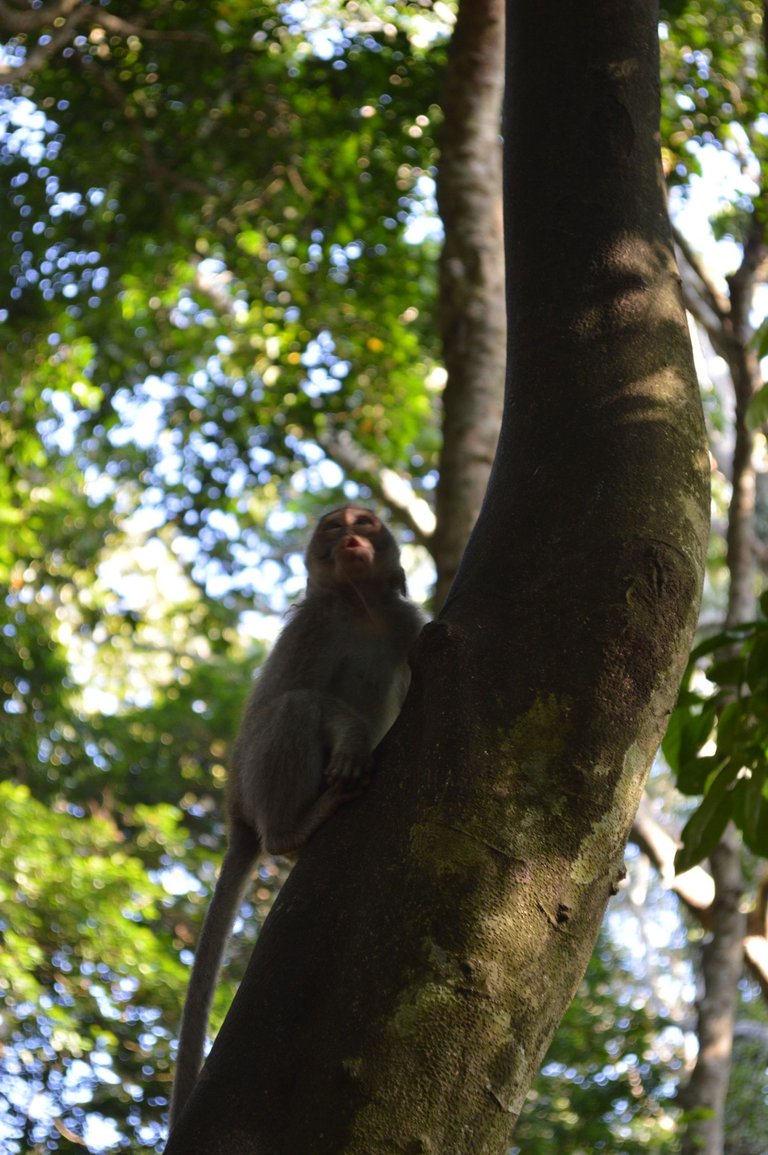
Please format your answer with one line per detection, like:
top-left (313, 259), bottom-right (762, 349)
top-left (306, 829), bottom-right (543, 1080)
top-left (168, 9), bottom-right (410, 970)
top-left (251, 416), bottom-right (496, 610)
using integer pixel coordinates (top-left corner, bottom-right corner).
top-left (326, 755), bottom-right (369, 783)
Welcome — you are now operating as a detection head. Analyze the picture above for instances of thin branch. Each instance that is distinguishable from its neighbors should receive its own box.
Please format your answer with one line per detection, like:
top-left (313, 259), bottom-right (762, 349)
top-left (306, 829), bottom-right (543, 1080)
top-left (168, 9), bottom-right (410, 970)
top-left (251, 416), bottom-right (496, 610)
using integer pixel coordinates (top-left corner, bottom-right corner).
top-left (0, 0), bottom-right (82, 34)
top-left (728, 211), bottom-right (768, 313)
top-left (92, 12), bottom-right (212, 43)
top-left (679, 280), bottom-right (732, 358)
top-left (318, 429), bottom-right (436, 546)
top-left (632, 796), bottom-right (715, 912)
top-left (672, 223), bottom-right (731, 322)
top-left (0, 0), bottom-right (212, 81)
top-left (0, 2), bottom-right (89, 79)
top-left (631, 797), bottom-right (768, 999)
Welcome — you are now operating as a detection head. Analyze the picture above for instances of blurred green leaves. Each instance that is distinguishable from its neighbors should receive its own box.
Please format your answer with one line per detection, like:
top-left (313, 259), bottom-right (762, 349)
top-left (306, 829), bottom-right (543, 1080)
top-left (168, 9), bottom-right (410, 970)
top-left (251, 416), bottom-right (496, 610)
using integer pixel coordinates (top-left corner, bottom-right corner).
top-left (664, 592), bottom-right (768, 871)
top-left (1, 1), bottom-right (445, 580)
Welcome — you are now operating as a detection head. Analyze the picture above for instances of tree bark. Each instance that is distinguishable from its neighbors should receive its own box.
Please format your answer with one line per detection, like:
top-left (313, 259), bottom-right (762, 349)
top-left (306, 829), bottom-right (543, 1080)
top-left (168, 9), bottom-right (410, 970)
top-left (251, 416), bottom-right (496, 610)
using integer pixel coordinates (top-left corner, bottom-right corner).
top-left (165, 3), bottom-right (709, 1152)
top-left (672, 212), bottom-right (766, 1154)
top-left (723, 218), bottom-right (766, 628)
top-left (432, 0), bottom-right (505, 609)
top-left (673, 217), bottom-right (767, 627)
top-left (680, 831), bottom-right (746, 1155)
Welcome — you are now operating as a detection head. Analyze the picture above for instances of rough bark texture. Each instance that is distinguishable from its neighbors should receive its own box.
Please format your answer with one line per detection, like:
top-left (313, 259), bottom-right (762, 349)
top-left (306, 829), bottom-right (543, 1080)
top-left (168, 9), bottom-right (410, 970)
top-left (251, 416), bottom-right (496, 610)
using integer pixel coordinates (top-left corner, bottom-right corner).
top-left (432, 0), bottom-right (505, 609)
top-left (165, 3), bottom-right (709, 1152)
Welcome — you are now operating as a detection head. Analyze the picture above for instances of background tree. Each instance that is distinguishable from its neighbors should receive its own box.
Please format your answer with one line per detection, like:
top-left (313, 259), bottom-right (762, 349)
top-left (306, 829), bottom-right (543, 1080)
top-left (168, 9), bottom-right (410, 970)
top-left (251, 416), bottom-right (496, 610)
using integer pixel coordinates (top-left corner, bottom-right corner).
top-left (166, 0), bottom-right (709, 1148)
top-left (431, 0), bottom-right (504, 607)
top-left (1, 0), bottom-right (766, 1151)
top-left (643, 4), bottom-right (768, 1151)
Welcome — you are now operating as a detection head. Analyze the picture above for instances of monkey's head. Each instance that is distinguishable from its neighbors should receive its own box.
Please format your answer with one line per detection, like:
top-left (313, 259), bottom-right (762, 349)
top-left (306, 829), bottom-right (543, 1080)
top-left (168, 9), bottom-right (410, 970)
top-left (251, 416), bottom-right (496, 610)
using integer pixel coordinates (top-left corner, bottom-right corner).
top-left (305, 507), bottom-right (407, 596)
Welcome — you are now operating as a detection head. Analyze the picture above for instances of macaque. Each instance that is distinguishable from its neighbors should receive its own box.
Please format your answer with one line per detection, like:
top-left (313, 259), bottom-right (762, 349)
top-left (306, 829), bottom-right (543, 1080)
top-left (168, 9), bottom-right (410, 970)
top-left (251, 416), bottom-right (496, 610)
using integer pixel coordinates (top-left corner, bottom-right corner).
top-left (169, 507), bottom-right (425, 1126)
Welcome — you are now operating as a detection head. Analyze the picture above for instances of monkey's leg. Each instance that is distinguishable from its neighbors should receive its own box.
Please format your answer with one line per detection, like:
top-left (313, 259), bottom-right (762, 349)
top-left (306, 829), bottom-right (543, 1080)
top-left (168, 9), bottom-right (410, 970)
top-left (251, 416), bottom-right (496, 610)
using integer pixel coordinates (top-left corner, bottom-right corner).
top-left (263, 782), bottom-right (362, 858)
top-left (324, 703), bottom-right (372, 784)
top-left (252, 693), bottom-right (365, 857)
top-left (169, 822), bottom-right (259, 1128)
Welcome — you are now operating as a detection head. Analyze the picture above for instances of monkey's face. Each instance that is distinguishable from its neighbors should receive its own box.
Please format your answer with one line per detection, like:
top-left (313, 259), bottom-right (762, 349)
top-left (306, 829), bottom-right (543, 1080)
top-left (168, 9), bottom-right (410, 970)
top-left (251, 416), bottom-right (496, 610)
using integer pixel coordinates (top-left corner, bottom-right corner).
top-left (307, 507), bottom-right (404, 593)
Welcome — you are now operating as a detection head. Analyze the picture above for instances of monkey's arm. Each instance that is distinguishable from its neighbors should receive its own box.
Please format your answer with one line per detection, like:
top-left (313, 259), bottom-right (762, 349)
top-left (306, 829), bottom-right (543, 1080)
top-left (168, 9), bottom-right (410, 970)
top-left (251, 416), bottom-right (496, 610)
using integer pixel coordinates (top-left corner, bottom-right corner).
top-left (169, 824), bottom-right (260, 1128)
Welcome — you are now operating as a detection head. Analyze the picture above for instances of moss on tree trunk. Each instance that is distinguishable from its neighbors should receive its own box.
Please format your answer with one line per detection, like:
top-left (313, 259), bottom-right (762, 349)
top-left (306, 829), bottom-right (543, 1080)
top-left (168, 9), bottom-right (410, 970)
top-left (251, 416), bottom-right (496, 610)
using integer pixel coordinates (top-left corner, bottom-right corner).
top-left (165, 1), bottom-right (709, 1151)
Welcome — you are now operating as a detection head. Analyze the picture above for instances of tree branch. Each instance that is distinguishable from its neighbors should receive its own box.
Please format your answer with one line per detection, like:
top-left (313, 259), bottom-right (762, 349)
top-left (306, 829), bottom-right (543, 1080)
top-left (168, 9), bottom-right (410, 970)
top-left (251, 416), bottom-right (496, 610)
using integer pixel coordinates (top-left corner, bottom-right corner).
top-left (89, 11), bottom-right (212, 43)
top-left (0, 0), bottom-right (212, 81)
top-left (0, 0), bottom-right (82, 35)
top-left (632, 796), bottom-right (714, 912)
top-left (672, 223), bottom-right (730, 324)
top-left (631, 798), bottom-right (768, 999)
top-left (0, 1), bottom-right (89, 80)
top-left (188, 264), bottom-right (435, 543)
top-left (318, 429), bottom-right (436, 546)
top-left (680, 830), bottom-right (745, 1155)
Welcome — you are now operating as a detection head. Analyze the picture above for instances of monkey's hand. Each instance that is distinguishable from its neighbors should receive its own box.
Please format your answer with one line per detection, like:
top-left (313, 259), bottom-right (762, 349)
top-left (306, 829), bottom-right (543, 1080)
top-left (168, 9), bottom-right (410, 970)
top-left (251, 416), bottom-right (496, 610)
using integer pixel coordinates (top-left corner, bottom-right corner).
top-left (325, 751), bottom-right (370, 784)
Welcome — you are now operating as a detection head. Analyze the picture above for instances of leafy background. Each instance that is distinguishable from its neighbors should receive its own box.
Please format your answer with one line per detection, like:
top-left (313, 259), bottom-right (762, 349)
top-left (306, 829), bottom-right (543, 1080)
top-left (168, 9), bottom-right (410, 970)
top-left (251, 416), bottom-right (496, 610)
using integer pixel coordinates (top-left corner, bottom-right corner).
top-left (1, 1), bottom-right (767, 1151)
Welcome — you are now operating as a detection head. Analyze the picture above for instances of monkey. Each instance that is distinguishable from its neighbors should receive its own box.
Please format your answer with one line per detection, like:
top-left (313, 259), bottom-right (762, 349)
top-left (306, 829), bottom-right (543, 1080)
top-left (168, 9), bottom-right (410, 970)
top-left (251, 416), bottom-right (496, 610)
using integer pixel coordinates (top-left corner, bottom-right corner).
top-left (169, 506), bottom-right (425, 1127)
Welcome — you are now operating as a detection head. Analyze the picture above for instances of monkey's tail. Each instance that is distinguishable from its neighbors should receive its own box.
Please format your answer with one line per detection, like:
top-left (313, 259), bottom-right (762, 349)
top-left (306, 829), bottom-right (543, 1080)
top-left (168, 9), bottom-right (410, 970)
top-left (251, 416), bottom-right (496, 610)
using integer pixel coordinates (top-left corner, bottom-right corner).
top-left (169, 824), bottom-right (260, 1130)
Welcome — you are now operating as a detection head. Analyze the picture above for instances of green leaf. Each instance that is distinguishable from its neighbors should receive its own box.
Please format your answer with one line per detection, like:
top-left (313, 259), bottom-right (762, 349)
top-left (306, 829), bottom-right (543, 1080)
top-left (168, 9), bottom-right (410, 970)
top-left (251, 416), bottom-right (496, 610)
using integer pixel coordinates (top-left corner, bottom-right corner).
top-left (663, 703), bottom-right (716, 776)
top-left (740, 767), bottom-right (768, 855)
top-left (706, 656), bottom-right (746, 688)
top-left (746, 383), bottom-right (768, 431)
top-left (678, 753), bottom-right (721, 797)
top-left (715, 699), bottom-right (747, 756)
top-left (746, 632), bottom-right (768, 692)
top-left (675, 762), bottom-right (739, 873)
top-left (688, 627), bottom-right (754, 664)
top-left (756, 321), bottom-right (768, 361)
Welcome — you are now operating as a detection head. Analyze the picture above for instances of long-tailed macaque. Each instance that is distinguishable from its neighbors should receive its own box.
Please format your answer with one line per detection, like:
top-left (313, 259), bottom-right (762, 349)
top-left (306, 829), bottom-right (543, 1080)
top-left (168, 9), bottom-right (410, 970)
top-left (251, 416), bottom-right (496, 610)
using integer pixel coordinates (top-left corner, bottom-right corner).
top-left (169, 507), bottom-right (425, 1126)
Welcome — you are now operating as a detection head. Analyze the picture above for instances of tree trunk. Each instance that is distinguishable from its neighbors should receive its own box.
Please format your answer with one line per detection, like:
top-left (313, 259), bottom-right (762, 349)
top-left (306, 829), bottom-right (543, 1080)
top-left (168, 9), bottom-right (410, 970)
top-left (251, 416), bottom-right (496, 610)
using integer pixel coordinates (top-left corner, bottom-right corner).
top-left (723, 218), bottom-right (765, 629)
top-left (673, 217), bottom-right (766, 628)
top-left (165, 2), bottom-right (709, 1151)
top-left (680, 831), bottom-right (746, 1155)
top-left (672, 215), bottom-right (765, 1153)
top-left (432, 0), bottom-right (505, 609)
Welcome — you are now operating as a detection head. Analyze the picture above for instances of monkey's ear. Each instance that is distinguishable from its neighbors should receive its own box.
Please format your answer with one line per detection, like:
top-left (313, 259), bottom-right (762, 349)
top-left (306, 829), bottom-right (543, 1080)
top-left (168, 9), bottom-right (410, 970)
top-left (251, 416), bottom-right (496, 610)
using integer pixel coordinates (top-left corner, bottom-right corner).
top-left (390, 566), bottom-right (407, 596)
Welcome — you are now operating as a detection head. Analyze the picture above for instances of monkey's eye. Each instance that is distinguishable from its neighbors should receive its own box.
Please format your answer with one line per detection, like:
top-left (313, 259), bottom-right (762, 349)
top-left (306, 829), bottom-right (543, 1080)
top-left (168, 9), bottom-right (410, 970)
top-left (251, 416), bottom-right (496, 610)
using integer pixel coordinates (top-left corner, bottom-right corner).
top-left (354, 515), bottom-right (375, 527)
top-left (323, 518), bottom-right (344, 531)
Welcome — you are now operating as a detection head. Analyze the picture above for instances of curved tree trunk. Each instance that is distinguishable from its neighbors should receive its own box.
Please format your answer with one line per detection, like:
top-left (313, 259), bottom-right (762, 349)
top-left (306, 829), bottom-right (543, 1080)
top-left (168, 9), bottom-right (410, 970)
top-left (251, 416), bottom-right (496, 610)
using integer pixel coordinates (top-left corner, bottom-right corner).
top-left (165, 3), bottom-right (709, 1151)
top-left (432, 0), bottom-right (505, 609)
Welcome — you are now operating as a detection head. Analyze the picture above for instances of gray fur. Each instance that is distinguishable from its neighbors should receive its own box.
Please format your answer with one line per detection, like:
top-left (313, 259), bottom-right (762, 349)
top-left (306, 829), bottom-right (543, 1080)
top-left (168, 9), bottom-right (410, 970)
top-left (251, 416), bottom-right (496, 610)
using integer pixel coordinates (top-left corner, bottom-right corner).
top-left (169, 508), bottom-right (425, 1128)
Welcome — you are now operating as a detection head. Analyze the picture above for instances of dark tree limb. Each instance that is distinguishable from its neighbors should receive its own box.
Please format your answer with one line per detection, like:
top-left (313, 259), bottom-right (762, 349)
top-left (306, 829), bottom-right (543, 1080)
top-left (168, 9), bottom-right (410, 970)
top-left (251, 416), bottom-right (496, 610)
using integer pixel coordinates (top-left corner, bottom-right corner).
top-left (166, 2), bottom-right (709, 1151)
top-left (432, 0), bottom-right (506, 608)
top-left (318, 429), bottom-right (436, 547)
top-left (680, 830), bottom-right (746, 1155)
top-left (723, 214), bottom-right (766, 626)
top-left (671, 206), bottom-right (766, 1150)
top-left (672, 223), bottom-right (730, 330)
